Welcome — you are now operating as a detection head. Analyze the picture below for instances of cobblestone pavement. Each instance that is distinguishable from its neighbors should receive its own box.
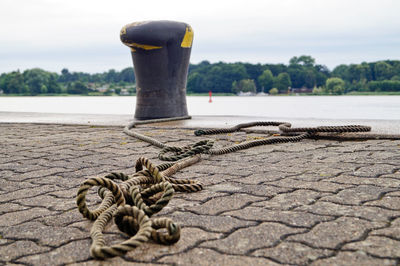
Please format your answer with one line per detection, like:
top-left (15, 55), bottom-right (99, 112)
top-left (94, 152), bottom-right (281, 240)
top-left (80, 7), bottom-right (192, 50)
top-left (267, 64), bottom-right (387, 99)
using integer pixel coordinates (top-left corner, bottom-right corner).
top-left (1, 123), bottom-right (400, 265)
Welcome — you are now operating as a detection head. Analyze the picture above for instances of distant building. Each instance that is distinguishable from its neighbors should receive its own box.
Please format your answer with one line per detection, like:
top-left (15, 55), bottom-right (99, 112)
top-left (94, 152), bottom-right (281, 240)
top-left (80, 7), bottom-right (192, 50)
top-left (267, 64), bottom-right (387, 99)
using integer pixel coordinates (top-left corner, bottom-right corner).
top-left (120, 88), bottom-right (130, 95)
top-left (237, 91), bottom-right (256, 96)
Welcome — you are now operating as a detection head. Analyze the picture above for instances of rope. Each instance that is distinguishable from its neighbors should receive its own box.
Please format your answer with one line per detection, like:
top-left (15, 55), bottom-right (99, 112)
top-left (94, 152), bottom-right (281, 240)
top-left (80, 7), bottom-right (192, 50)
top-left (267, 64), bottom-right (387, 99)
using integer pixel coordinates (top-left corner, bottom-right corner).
top-left (77, 116), bottom-right (388, 260)
top-left (76, 150), bottom-right (201, 259)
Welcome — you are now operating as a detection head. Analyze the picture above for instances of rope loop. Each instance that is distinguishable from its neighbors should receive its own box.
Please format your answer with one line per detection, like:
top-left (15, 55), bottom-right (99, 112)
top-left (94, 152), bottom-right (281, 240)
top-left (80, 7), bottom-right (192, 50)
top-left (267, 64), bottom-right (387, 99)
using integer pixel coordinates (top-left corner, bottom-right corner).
top-left (76, 177), bottom-right (125, 220)
top-left (130, 181), bottom-right (174, 216)
top-left (89, 205), bottom-right (152, 259)
top-left (151, 217), bottom-right (181, 245)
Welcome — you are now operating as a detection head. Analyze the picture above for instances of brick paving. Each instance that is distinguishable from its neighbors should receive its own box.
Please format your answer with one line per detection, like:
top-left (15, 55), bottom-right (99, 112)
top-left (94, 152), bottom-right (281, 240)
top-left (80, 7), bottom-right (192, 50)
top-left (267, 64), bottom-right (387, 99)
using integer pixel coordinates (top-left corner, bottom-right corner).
top-left (0, 123), bottom-right (400, 265)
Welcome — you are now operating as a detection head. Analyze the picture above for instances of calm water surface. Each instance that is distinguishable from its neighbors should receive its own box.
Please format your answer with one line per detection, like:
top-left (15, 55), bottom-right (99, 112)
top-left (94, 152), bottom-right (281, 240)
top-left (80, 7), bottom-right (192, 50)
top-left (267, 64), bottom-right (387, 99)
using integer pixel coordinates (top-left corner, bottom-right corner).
top-left (0, 96), bottom-right (399, 120)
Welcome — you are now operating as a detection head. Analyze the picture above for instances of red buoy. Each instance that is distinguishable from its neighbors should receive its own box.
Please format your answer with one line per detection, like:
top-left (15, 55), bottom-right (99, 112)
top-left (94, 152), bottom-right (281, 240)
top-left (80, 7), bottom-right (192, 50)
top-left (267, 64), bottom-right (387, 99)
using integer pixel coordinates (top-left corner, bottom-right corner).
top-left (209, 91), bottom-right (212, 103)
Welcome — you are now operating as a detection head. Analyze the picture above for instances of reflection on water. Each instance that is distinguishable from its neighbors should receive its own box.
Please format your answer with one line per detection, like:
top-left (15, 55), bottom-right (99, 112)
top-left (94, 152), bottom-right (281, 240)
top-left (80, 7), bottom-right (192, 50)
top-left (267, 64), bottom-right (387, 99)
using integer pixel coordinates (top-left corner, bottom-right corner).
top-left (0, 96), bottom-right (399, 120)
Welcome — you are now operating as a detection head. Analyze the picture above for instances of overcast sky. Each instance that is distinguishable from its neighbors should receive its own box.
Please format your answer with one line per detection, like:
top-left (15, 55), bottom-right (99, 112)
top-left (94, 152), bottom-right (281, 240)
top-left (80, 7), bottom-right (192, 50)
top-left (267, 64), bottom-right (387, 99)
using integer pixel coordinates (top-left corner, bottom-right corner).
top-left (1, 0), bottom-right (399, 74)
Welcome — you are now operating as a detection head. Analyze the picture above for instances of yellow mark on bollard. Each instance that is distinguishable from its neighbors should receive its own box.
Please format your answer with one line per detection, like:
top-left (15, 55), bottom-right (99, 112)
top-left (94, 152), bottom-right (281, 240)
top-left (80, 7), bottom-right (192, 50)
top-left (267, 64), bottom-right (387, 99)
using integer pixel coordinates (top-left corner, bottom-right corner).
top-left (181, 26), bottom-right (193, 48)
top-left (124, 42), bottom-right (162, 50)
top-left (120, 26), bottom-right (127, 36)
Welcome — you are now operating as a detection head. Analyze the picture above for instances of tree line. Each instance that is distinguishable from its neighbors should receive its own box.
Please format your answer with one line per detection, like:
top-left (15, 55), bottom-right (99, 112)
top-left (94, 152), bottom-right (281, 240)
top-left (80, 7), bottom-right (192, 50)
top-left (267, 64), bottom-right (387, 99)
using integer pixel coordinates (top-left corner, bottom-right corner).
top-left (0, 67), bottom-right (135, 95)
top-left (1, 56), bottom-right (400, 95)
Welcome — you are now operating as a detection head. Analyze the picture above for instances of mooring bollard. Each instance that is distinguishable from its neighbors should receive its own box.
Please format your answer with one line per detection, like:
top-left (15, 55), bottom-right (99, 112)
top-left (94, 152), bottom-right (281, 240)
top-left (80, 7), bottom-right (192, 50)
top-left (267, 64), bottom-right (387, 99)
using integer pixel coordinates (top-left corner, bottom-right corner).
top-left (120, 20), bottom-right (193, 120)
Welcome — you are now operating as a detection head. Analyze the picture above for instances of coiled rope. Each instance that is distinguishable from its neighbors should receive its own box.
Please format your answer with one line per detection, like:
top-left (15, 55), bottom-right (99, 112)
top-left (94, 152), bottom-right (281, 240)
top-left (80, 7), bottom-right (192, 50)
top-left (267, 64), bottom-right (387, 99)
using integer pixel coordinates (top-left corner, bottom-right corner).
top-left (77, 154), bottom-right (201, 259)
top-left (77, 116), bottom-right (381, 259)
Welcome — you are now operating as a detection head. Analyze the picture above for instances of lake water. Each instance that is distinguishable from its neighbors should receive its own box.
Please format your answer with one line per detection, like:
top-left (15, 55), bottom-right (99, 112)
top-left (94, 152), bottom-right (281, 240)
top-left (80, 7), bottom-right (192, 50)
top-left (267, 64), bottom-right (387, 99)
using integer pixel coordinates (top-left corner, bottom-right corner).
top-left (0, 96), bottom-right (399, 120)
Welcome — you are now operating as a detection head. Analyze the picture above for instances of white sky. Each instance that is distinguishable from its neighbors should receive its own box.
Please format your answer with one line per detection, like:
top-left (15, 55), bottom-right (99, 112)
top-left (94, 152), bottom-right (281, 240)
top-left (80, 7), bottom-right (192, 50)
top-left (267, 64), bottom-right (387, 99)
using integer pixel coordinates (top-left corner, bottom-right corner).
top-left (1, 0), bottom-right (399, 73)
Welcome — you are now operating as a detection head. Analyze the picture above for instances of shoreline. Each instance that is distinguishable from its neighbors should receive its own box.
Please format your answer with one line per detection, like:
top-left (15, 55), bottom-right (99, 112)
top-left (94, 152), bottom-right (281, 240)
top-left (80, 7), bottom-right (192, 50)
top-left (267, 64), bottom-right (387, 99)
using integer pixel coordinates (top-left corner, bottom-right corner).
top-left (2, 92), bottom-right (400, 97)
top-left (1, 112), bottom-right (400, 134)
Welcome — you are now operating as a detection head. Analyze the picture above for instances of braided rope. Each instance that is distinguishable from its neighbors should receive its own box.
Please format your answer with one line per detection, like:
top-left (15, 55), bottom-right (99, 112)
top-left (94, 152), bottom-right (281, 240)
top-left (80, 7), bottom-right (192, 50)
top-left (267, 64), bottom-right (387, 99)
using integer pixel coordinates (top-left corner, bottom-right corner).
top-left (130, 181), bottom-right (174, 216)
top-left (77, 154), bottom-right (200, 259)
top-left (195, 121), bottom-right (372, 155)
top-left (158, 140), bottom-right (214, 161)
top-left (151, 217), bottom-right (181, 245)
top-left (78, 118), bottom-right (378, 260)
top-left (76, 177), bottom-right (125, 220)
top-left (194, 121), bottom-right (287, 136)
top-left (90, 205), bottom-right (152, 259)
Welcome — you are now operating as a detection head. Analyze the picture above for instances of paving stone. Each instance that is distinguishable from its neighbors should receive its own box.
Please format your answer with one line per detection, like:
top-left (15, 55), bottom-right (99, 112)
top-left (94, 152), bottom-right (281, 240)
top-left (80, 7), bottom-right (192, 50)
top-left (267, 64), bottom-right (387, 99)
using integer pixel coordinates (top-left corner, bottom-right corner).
top-left (159, 247), bottom-right (280, 265)
top-left (1, 221), bottom-right (88, 246)
top-left (124, 227), bottom-right (223, 262)
top-left (343, 235), bottom-right (400, 258)
top-left (16, 239), bottom-right (92, 265)
top-left (0, 207), bottom-right (53, 226)
top-left (234, 183), bottom-right (294, 197)
top-left (167, 211), bottom-right (257, 233)
top-left (201, 222), bottom-right (305, 254)
top-left (252, 241), bottom-right (333, 265)
top-left (311, 251), bottom-right (396, 266)
top-left (68, 257), bottom-right (154, 265)
top-left (173, 189), bottom-right (229, 202)
top-left (252, 189), bottom-right (330, 210)
top-left (287, 216), bottom-right (385, 249)
top-left (0, 240), bottom-right (51, 262)
top-left (13, 194), bottom-right (77, 211)
top-left (7, 168), bottom-right (69, 182)
top-left (224, 207), bottom-right (335, 228)
top-left (0, 203), bottom-right (29, 215)
top-left (230, 172), bottom-right (289, 184)
top-left (0, 184), bottom-right (62, 203)
top-left (295, 201), bottom-right (400, 222)
top-left (352, 164), bottom-right (398, 178)
top-left (272, 178), bottom-right (355, 193)
top-left (37, 208), bottom-right (85, 227)
top-left (320, 185), bottom-right (396, 205)
top-left (185, 193), bottom-right (264, 215)
top-left (0, 179), bottom-right (38, 194)
top-left (364, 195), bottom-right (400, 210)
top-left (329, 174), bottom-right (400, 188)
top-left (371, 217), bottom-right (400, 239)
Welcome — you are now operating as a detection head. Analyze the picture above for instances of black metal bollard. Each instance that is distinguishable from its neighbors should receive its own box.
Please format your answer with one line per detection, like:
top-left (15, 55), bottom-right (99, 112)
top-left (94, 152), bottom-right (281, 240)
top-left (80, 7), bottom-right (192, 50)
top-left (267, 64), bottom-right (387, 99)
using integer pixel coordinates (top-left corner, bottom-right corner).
top-left (120, 20), bottom-right (193, 120)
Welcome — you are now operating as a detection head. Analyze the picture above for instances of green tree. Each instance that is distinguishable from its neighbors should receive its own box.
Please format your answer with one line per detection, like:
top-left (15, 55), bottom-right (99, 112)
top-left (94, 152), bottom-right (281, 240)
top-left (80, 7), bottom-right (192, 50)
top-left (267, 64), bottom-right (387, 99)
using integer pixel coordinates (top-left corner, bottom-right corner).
top-left (374, 61), bottom-right (394, 80)
top-left (119, 67), bottom-right (135, 83)
top-left (232, 79), bottom-right (257, 94)
top-left (326, 77), bottom-right (345, 95)
top-left (202, 63), bottom-right (248, 93)
top-left (304, 69), bottom-right (316, 88)
top-left (187, 72), bottom-right (203, 93)
top-left (67, 81), bottom-right (88, 94)
top-left (269, 88), bottom-right (278, 95)
top-left (23, 68), bottom-right (52, 95)
top-left (47, 74), bottom-right (61, 94)
top-left (332, 64), bottom-right (350, 81)
top-left (257, 69), bottom-right (274, 92)
top-left (274, 73), bottom-right (292, 93)
top-left (289, 55), bottom-right (315, 67)
top-left (0, 71), bottom-right (28, 94)
top-left (59, 68), bottom-right (72, 83)
top-left (368, 80), bottom-right (400, 92)
top-left (241, 63), bottom-right (264, 91)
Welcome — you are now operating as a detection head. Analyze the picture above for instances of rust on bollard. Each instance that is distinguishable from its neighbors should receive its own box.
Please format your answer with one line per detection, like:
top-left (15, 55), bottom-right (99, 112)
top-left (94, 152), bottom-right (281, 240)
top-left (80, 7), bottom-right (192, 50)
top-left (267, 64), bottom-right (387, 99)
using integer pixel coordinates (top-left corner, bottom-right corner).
top-left (120, 20), bottom-right (193, 120)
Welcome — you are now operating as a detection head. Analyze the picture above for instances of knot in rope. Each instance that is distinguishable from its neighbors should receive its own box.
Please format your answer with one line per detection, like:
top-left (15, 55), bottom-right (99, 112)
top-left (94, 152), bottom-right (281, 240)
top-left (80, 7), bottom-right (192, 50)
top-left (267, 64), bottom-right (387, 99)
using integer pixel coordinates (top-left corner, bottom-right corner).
top-left (158, 140), bottom-right (214, 161)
